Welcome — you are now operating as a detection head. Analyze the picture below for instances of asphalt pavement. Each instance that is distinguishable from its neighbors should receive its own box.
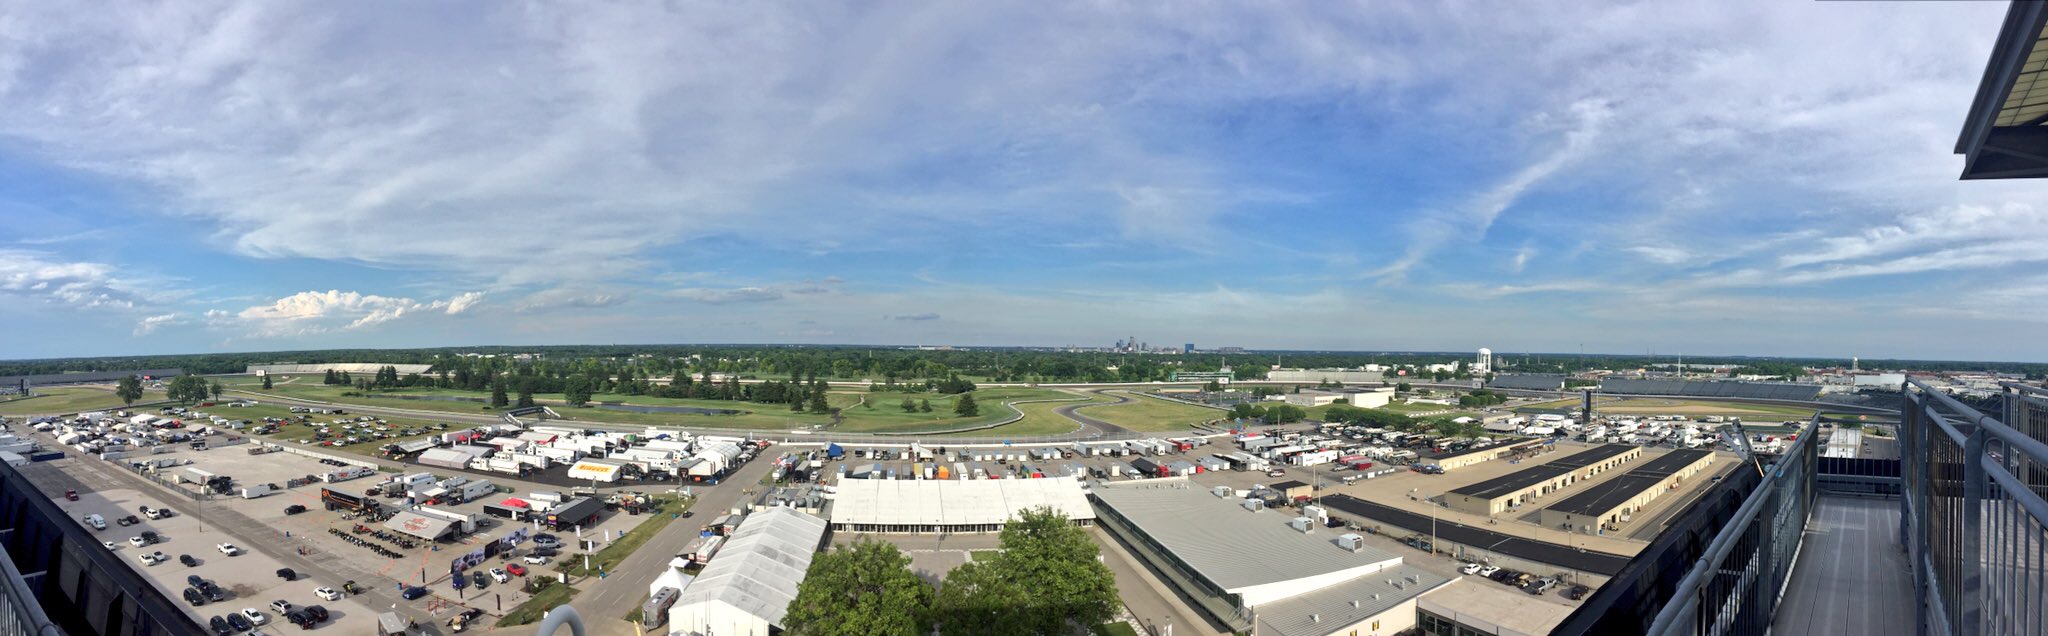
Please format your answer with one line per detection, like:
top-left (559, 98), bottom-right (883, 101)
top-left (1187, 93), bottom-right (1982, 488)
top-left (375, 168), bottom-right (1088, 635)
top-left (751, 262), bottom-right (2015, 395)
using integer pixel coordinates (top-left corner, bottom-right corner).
top-left (1052, 390), bottom-right (1134, 436)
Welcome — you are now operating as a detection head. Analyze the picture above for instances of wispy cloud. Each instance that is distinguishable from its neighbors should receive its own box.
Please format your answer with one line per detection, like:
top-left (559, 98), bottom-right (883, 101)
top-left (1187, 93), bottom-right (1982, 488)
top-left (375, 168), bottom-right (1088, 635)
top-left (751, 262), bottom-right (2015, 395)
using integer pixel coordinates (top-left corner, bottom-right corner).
top-left (0, 250), bottom-right (137, 309)
top-left (133, 313), bottom-right (179, 336)
top-left (888, 313), bottom-right (940, 321)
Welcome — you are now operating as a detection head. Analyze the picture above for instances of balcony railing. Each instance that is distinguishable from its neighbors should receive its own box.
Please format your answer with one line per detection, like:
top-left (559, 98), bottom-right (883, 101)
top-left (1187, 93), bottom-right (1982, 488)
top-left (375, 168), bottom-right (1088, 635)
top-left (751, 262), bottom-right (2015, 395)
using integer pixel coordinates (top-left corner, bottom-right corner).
top-left (1902, 379), bottom-right (2048, 636)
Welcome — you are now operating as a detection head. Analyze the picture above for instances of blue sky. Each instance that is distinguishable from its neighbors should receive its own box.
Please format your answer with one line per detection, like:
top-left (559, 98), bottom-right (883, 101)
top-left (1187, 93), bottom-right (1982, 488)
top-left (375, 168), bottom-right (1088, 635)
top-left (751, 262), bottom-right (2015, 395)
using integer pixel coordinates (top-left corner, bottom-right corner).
top-left (2, 1), bottom-right (2045, 361)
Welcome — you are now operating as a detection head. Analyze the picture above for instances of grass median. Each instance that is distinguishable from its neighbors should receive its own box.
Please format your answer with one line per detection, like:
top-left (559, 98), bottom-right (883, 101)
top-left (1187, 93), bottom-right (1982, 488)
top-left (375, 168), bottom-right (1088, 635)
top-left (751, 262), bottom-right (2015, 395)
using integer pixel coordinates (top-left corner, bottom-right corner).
top-left (556, 495), bottom-right (694, 577)
top-left (496, 579), bottom-right (578, 627)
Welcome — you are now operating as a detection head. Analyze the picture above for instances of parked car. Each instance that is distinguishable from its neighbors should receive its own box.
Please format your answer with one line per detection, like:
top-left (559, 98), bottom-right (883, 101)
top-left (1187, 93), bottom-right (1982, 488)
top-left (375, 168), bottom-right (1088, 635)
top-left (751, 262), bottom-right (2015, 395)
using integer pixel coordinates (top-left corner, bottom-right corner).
top-left (489, 568), bottom-right (509, 583)
top-left (530, 547), bottom-right (559, 557)
top-left (283, 504), bottom-right (306, 515)
top-left (139, 551), bottom-right (166, 566)
top-left (1460, 563), bottom-right (1483, 575)
top-left (128, 536), bottom-right (149, 548)
top-left (64, 490), bottom-right (79, 501)
top-left (102, 541), bottom-right (118, 550)
top-left (276, 568), bottom-right (297, 581)
top-left (269, 600), bottom-right (293, 614)
top-left (1477, 565), bottom-right (1500, 577)
top-left (400, 586), bottom-right (429, 600)
top-left (216, 543), bottom-right (241, 556)
top-left (1564, 584), bottom-right (1591, 600)
top-left (186, 575), bottom-right (208, 588)
top-left (314, 587), bottom-right (341, 601)
top-left (451, 574), bottom-right (467, 590)
top-left (226, 612), bottom-right (252, 632)
top-left (505, 563), bottom-right (527, 577)
top-left (470, 570), bottom-right (489, 589)
top-left (304, 605), bottom-right (329, 623)
top-left (239, 608), bottom-right (268, 625)
top-left (183, 587), bottom-right (207, 607)
top-left (207, 615), bottom-right (230, 635)
top-left (523, 555), bottom-right (549, 565)
top-left (179, 554), bottom-right (198, 567)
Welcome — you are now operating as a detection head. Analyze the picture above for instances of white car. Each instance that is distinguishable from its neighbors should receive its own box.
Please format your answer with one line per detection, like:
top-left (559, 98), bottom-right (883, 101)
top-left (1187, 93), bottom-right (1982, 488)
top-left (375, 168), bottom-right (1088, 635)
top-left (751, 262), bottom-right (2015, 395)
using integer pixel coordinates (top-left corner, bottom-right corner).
top-left (239, 608), bottom-right (267, 625)
top-left (138, 551), bottom-right (165, 565)
top-left (127, 536), bottom-right (148, 548)
top-left (489, 568), bottom-right (509, 583)
top-left (523, 555), bottom-right (549, 565)
top-left (216, 543), bottom-right (242, 556)
top-left (1460, 563), bottom-right (1483, 575)
top-left (102, 541), bottom-right (118, 550)
top-left (314, 587), bottom-right (342, 601)
top-left (1477, 565), bottom-right (1501, 577)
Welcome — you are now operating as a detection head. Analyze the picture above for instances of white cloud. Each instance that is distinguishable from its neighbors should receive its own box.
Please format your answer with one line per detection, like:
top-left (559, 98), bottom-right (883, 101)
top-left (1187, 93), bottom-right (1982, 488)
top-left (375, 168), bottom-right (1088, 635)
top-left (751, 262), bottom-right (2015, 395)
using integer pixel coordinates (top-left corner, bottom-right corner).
top-left (133, 313), bottom-right (179, 336)
top-left (0, 249), bottom-right (136, 309)
top-left (888, 313), bottom-right (941, 321)
top-left (234, 289), bottom-right (484, 336)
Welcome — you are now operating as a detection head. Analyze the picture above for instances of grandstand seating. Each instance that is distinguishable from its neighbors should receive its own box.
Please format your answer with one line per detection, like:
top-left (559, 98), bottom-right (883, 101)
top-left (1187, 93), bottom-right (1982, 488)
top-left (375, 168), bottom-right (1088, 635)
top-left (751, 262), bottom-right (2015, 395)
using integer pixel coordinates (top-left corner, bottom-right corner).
top-left (1487, 374), bottom-right (1567, 391)
top-left (1599, 378), bottom-right (1822, 401)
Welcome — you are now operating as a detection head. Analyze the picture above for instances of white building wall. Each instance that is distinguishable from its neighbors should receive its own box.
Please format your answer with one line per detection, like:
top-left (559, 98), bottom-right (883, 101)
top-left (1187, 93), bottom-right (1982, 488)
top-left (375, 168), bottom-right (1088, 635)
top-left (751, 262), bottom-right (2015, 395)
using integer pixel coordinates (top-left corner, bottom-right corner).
top-left (668, 599), bottom-right (771, 636)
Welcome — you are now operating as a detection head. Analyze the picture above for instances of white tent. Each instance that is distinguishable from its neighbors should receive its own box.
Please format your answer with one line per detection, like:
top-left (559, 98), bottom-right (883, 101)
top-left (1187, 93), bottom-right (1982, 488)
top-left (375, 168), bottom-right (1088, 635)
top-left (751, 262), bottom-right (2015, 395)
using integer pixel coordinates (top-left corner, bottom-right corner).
top-left (669, 508), bottom-right (826, 635)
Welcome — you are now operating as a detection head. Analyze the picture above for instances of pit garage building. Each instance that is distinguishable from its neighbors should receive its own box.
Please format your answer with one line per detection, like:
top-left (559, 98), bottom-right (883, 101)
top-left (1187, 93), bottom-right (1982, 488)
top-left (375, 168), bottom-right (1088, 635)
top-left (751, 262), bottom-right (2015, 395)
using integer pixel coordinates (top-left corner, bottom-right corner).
top-left (828, 478), bottom-right (1094, 533)
top-left (1443, 444), bottom-right (1642, 516)
top-left (667, 507), bottom-right (827, 636)
top-left (1423, 439), bottom-right (1544, 472)
top-left (1092, 480), bottom-right (1451, 636)
top-left (1538, 449), bottom-right (1717, 535)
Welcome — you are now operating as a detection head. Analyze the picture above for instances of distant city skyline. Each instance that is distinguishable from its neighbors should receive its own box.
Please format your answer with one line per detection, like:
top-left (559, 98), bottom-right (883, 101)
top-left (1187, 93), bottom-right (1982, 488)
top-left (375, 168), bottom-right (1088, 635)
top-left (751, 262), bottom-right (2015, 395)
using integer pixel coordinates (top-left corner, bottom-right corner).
top-left (3, 2), bottom-right (2045, 361)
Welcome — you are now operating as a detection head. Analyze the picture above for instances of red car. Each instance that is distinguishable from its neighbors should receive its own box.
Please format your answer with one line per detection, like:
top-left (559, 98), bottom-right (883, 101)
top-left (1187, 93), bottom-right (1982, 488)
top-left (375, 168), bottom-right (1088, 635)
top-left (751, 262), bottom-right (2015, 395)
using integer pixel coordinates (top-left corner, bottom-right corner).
top-left (505, 563), bottom-right (527, 577)
top-left (64, 490), bottom-right (79, 501)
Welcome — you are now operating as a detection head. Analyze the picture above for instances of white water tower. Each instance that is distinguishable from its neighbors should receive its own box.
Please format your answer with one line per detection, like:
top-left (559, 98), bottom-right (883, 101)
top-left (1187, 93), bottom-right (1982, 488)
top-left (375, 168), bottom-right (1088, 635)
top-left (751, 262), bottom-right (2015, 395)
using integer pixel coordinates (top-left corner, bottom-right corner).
top-left (1476, 348), bottom-right (1493, 374)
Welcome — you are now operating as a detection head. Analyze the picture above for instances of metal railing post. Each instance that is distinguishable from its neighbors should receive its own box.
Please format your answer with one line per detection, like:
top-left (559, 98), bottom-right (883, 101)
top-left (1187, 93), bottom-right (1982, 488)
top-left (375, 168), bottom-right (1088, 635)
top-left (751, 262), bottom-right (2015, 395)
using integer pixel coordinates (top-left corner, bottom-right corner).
top-left (1960, 426), bottom-right (1985, 636)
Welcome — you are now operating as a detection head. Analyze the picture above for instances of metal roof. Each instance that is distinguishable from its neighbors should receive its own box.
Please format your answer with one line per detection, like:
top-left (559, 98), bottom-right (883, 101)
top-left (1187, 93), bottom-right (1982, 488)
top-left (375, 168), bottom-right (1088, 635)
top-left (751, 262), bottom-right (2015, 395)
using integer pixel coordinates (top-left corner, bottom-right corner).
top-left (384, 511), bottom-right (457, 540)
top-left (1544, 475), bottom-right (1664, 517)
top-left (1091, 480), bottom-right (1403, 593)
top-left (671, 507), bottom-right (826, 630)
top-left (1957, 2), bottom-right (2048, 179)
top-left (829, 478), bottom-right (1094, 526)
top-left (1448, 464), bottom-right (1572, 499)
top-left (1254, 564), bottom-right (1452, 636)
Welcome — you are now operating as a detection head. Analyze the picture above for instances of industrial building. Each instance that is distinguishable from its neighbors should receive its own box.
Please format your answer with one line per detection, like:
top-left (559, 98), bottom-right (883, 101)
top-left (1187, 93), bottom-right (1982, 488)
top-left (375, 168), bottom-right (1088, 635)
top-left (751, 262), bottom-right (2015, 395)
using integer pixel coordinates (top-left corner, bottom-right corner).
top-left (666, 507), bottom-right (828, 636)
top-left (1538, 449), bottom-right (1715, 535)
top-left (1092, 480), bottom-right (1450, 636)
top-left (543, 497), bottom-right (604, 529)
top-left (1423, 439), bottom-right (1544, 472)
top-left (1283, 387), bottom-right (1396, 408)
top-left (1267, 369), bottom-right (1385, 384)
top-left (1443, 445), bottom-right (1642, 516)
top-left (828, 478), bottom-right (1094, 533)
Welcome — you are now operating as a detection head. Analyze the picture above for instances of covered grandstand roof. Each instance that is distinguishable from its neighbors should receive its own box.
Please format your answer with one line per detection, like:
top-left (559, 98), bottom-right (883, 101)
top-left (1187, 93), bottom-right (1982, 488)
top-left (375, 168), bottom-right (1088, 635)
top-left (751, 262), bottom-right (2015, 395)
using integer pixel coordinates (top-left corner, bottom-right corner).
top-left (1488, 374), bottom-right (1567, 391)
top-left (244, 363), bottom-right (434, 375)
top-left (1598, 378), bottom-right (1821, 401)
top-left (670, 507), bottom-right (827, 630)
top-left (830, 478), bottom-right (1093, 527)
top-left (1091, 480), bottom-right (1401, 592)
top-left (1957, 2), bottom-right (2048, 179)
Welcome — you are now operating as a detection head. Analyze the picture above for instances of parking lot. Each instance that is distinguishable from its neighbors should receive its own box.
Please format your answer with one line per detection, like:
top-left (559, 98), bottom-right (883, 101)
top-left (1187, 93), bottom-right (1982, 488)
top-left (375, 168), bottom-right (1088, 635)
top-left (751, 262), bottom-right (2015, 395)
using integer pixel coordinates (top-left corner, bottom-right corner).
top-left (45, 486), bottom-right (382, 634)
top-left (124, 439), bottom-right (657, 619)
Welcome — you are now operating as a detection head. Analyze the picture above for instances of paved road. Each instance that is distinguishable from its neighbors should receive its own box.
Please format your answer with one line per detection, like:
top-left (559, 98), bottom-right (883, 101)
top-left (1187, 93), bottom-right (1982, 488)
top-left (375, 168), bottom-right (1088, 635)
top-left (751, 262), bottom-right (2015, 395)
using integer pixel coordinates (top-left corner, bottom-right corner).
top-left (491, 453), bottom-right (781, 635)
top-left (1052, 390), bottom-right (1134, 436)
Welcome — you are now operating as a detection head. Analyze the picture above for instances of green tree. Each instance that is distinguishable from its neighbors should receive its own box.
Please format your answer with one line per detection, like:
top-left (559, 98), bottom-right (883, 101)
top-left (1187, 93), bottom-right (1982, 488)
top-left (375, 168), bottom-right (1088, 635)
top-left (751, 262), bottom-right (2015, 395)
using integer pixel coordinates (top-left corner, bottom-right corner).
top-left (1202, 379), bottom-right (1222, 392)
top-left (809, 381), bottom-right (831, 413)
top-left (516, 381), bottom-right (536, 408)
top-left (209, 381), bottom-right (224, 401)
top-left (953, 393), bottom-right (978, 417)
top-left (115, 375), bottom-right (144, 407)
top-left (260, 374), bottom-right (273, 390)
top-left (783, 539), bottom-right (934, 636)
top-left (490, 378), bottom-right (509, 408)
top-left (934, 508), bottom-right (1119, 635)
top-left (166, 375), bottom-right (209, 404)
top-left (564, 375), bottom-right (593, 406)
top-left (1396, 381), bottom-right (1413, 393)
top-left (900, 398), bottom-right (916, 413)
top-left (918, 399), bottom-right (932, 413)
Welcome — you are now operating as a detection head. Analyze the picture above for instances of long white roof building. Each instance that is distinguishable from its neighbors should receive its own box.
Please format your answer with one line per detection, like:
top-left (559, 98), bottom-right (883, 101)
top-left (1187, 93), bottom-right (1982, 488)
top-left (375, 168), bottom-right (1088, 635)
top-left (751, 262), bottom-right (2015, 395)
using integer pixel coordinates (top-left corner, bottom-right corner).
top-left (668, 507), bottom-right (827, 636)
top-left (829, 477), bottom-right (1095, 533)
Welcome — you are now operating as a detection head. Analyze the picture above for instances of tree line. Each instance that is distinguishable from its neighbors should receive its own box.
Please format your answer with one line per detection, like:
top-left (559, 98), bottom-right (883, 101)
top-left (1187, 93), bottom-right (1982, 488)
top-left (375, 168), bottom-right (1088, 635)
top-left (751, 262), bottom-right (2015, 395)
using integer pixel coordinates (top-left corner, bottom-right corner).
top-left (782, 508), bottom-right (1118, 636)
